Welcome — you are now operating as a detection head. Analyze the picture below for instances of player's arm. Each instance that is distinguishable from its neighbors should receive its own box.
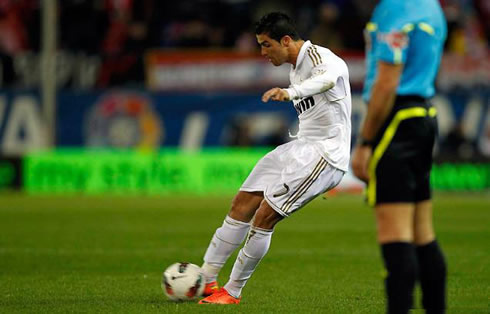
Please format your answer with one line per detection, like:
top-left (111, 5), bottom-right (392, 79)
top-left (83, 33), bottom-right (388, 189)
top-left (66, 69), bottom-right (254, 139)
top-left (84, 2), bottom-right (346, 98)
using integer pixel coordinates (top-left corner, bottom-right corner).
top-left (360, 19), bottom-right (410, 139)
top-left (352, 61), bottom-right (402, 182)
top-left (284, 68), bottom-right (338, 100)
top-left (360, 61), bottom-right (403, 140)
top-left (262, 87), bottom-right (290, 102)
top-left (353, 10), bottom-right (410, 182)
top-left (262, 65), bottom-right (341, 103)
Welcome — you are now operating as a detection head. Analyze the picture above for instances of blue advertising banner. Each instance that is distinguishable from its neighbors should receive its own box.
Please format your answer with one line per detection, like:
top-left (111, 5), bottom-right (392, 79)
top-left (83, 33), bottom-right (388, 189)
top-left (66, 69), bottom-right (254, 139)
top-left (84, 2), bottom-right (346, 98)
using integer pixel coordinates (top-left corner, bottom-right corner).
top-left (0, 89), bottom-right (488, 159)
top-left (55, 90), bottom-right (490, 160)
top-left (56, 90), bottom-right (300, 149)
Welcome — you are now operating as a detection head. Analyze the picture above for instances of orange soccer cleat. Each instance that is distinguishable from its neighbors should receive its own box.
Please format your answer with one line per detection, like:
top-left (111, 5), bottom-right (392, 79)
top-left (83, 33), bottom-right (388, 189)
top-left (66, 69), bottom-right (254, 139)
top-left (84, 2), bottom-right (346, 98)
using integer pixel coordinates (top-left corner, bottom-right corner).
top-left (202, 281), bottom-right (220, 297)
top-left (198, 288), bottom-right (241, 304)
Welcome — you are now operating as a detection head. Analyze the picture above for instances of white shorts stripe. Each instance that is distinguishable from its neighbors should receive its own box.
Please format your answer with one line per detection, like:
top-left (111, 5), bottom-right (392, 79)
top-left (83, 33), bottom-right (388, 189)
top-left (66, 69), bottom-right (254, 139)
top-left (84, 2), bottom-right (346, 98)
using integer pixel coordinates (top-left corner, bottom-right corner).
top-left (283, 160), bottom-right (327, 214)
top-left (281, 158), bottom-right (327, 213)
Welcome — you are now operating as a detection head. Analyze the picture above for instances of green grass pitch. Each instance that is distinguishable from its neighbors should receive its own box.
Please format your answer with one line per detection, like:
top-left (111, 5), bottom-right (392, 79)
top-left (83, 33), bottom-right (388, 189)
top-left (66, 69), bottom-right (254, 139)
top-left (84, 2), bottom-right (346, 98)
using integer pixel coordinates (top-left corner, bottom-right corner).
top-left (0, 193), bottom-right (488, 313)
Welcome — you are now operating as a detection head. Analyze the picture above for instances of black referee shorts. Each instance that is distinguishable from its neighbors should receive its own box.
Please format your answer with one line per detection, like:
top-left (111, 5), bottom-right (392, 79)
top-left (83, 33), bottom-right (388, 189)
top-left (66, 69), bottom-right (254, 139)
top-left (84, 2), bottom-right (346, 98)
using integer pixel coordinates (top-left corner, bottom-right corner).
top-left (367, 96), bottom-right (438, 206)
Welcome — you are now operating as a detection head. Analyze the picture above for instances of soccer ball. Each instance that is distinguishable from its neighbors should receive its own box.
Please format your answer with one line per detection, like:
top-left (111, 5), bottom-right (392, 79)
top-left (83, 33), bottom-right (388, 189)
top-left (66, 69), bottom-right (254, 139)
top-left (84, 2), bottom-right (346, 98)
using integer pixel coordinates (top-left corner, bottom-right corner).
top-left (162, 262), bottom-right (205, 301)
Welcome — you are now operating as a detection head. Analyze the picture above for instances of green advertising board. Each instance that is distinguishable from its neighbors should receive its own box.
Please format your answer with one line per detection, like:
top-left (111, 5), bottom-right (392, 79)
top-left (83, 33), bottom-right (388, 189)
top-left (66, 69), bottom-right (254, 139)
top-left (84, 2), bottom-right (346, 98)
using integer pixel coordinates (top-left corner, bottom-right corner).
top-left (24, 149), bottom-right (270, 194)
top-left (24, 149), bottom-right (489, 194)
top-left (431, 162), bottom-right (490, 191)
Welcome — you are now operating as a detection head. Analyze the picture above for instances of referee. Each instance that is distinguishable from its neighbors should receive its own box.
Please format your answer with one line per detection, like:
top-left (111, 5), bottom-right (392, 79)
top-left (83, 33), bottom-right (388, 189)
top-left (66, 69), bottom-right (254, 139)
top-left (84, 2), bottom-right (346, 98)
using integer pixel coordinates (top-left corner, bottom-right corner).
top-left (352, 1), bottom-right (447, 313)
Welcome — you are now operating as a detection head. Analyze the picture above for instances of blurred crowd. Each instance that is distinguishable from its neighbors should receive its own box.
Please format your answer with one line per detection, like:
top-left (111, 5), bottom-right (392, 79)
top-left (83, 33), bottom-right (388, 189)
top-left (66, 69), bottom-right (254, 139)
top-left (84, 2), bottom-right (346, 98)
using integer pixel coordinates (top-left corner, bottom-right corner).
top-left (0, 0), bottom-right (488, 55)
top-left (0, 0), bottom-right (488, 88)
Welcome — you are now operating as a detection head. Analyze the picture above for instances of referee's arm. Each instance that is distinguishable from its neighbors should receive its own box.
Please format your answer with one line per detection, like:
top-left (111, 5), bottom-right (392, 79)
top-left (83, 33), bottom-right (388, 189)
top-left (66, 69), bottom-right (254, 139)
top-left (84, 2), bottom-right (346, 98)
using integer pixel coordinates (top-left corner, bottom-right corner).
top-left (352, 61), bottom-right (402, 182)
top-left (361, 61), bottom-right (403, 140)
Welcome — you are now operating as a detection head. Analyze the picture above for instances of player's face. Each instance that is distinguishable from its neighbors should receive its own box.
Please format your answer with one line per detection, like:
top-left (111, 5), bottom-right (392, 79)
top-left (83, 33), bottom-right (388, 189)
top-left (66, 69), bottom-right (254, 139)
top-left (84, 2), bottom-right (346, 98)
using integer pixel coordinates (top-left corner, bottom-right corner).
top-left (256, 34), bottom-right (288, 66)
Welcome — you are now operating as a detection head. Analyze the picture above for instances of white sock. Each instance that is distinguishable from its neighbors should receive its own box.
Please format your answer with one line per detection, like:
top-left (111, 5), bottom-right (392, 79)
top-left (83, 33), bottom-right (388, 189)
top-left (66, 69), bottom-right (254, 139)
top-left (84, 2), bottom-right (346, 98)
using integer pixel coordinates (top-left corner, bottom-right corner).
top-left (224, 226), bottom-right (273, 298)
top-left (202, 215), bottom-right (250, 283)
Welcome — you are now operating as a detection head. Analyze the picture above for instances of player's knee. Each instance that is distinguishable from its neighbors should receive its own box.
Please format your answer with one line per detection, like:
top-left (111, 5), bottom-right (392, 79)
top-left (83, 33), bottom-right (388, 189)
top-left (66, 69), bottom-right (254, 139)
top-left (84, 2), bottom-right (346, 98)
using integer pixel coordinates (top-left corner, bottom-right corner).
top-left (414, 205), bottom-right (435, 245)
top-left (377, 219), bottom-right (413, 243)
top-left (253, 204), bottom-right (283, 230)
top-left (376, 205), bottom-right (414, 243)
top-left (414, 227), bottom-right (435, 245)
top-left (377, 224), bottom-right (413, 243)
top-left (229, 196), bottom-right (255, 222)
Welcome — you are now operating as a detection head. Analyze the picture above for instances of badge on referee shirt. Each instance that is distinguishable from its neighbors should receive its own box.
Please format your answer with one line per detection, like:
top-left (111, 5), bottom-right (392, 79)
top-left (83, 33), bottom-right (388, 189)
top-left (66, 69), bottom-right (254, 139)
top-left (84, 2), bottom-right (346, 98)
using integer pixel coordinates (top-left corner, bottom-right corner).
top-left (378, 31), bottom-right (409, 50)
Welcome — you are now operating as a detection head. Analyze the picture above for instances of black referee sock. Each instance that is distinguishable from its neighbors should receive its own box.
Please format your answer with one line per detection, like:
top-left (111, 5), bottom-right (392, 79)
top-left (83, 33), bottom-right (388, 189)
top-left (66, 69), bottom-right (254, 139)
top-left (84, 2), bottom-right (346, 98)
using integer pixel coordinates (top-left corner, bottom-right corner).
top-left (416, 240), bottom-right (447, 314)
top-left (381, 242), bottom-right (418, 314)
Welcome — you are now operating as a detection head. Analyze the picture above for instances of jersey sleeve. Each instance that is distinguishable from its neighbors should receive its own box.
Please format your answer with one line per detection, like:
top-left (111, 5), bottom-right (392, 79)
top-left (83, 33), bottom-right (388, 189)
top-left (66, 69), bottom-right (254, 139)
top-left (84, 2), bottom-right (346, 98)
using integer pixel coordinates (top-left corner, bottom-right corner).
top-left (375, 14), bottom-right (414, 65)
top-left (285, 53), bottom-right (343, 100)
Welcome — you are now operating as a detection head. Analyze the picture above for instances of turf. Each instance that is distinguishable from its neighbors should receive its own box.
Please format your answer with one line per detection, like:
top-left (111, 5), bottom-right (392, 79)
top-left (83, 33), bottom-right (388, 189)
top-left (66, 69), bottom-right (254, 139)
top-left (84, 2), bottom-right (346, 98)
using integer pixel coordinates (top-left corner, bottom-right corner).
top-left (0, 192), bottom-right (488, 313)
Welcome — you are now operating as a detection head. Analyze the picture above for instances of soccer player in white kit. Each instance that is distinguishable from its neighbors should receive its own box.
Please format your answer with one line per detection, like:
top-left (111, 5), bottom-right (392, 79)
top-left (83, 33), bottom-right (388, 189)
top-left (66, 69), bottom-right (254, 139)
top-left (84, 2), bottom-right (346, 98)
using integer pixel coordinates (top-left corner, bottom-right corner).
top-left (199, 12), bottom-right (352, 304)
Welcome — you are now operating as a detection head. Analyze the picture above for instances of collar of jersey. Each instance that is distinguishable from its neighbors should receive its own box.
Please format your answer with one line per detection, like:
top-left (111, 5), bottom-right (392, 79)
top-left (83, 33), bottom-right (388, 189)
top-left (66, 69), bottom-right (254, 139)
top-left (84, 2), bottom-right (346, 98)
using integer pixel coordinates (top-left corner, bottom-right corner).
top-left (294, 40), bottom-right (311, 70)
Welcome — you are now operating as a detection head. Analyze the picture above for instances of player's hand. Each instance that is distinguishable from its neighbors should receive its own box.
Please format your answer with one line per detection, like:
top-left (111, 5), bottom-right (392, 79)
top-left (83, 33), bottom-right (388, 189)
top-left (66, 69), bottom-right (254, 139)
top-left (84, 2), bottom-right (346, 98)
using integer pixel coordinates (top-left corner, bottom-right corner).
top-left (351, 145), bottom-right (372, 184)
top-left (262, 88), bottom-right (290, 102)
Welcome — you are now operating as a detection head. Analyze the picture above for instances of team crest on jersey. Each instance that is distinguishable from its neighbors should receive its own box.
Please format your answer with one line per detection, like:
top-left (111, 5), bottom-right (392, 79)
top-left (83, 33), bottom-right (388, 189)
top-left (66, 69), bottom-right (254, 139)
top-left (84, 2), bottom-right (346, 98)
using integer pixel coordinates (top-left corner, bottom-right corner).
top-left (378, 31), bottom-right (409, 50)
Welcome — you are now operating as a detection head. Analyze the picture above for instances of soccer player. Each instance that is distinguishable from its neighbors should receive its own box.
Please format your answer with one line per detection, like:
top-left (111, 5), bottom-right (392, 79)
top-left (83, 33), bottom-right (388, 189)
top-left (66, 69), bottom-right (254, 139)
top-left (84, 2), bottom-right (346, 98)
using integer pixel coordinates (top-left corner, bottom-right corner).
top-left (198, 12), bottom-right (352, 304)
top-left (351, 0), bottom-right (447, 313)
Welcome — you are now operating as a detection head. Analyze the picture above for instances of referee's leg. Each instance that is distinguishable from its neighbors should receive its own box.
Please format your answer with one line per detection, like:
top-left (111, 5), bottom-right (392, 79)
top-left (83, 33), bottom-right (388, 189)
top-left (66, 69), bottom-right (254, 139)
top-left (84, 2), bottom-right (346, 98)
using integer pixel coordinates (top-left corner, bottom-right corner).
top-left (414, 200), bottom-right (447, 314)
top-left (375, 203), bottom-right (417, 314)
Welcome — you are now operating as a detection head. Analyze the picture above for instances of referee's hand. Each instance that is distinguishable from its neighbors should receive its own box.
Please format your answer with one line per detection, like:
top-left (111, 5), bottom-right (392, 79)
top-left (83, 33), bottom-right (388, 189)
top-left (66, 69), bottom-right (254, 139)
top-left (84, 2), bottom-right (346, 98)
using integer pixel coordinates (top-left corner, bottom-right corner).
top-left (352, 145), bottom-right (372, 184)
top-left (262, 88), bottom-right (290, 102)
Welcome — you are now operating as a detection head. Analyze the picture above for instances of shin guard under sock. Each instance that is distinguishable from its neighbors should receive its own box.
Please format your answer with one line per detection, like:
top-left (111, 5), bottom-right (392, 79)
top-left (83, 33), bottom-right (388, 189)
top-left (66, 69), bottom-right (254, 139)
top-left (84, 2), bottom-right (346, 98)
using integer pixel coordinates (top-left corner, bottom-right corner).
top-left (202, 216), bottom-right (250, 282)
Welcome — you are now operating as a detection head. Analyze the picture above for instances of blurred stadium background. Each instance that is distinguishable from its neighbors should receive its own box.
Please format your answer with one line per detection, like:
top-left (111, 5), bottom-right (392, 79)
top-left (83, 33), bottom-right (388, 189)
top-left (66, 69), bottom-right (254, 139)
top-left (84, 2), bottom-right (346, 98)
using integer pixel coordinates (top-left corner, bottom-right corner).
top-left (0, 0), bottom-right (488, 193)
top-left (0, 0), bottom-right (488, 312)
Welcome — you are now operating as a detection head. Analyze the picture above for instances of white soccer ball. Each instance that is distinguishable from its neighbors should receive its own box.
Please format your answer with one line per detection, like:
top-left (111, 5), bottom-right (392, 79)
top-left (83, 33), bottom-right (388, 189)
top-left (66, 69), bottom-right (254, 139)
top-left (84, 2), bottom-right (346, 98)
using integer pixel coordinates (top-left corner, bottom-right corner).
top-left (162, 262), bottom-right (205, 301)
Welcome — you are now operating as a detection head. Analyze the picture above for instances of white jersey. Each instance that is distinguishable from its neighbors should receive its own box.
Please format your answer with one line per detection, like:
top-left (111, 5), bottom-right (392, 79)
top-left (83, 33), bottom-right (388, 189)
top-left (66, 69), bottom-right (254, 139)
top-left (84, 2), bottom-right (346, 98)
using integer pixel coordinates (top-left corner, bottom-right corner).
top-left (284, 40), bottom-right (352, 172)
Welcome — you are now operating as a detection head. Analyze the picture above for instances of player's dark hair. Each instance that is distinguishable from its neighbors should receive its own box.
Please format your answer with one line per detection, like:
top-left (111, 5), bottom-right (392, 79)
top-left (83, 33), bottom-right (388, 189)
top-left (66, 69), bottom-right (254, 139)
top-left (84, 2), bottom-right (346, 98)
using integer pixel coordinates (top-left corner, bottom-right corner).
top-left (255, 12), bottom-right (301, 42)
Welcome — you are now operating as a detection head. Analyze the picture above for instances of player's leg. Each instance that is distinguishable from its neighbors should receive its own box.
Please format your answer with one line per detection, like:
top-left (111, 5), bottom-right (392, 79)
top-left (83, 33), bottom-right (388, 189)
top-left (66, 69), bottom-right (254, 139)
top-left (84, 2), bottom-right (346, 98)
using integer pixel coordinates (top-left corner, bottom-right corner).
top-left (200, 143), bottom-right (344, 303)
top-left (369, 112), bottom-right (427, 314)
top-left (200, 200), bottom-right (282, 303)
top-left (201, 191), bottom-right (263, 292)
top-left (221, 155), bottom-right (343, 299)
top-left (223, 200), bottom-right (283, 298)
top-left (413, 200), bottom-right (434, 244)
top-left (228, 191), bottom-right (264, 222)
top-left (200, 157), bottom-right (344, 303)
top-left (376, 203), bottom-right (415, 243)
top-left (375, 203), bottom-right (417, 314)
top-left (414, 200), bottom-right (447, 314)
top-left (200, 142), bottom-right (286, 294)
top-left (412, 110), bottom-right (446, 313)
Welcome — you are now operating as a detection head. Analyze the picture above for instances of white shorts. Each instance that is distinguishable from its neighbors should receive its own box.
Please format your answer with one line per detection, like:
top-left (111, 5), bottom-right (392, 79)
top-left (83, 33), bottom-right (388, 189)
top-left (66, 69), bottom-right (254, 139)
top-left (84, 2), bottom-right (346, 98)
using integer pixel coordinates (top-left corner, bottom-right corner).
top-left (240, 139), bottom-right (345, 217)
